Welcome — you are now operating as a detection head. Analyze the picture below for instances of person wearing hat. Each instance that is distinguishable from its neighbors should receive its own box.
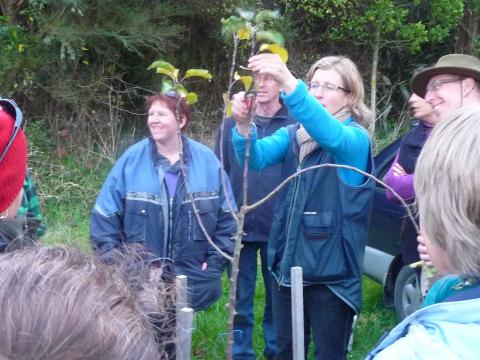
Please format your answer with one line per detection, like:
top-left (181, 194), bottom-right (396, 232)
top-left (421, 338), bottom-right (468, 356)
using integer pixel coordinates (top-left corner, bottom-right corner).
top-left (366, 104), bottom-right (480, 359)
top-left (0, 104), bottom-right (28, 250)
top-left (411, 54), bottom-right (480, 118)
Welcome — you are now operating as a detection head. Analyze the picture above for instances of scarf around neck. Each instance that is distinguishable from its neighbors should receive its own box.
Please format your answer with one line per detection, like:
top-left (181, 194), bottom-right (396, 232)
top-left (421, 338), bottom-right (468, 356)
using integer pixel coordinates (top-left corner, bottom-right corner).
top-left (296, 107), bottom-right (352, 162)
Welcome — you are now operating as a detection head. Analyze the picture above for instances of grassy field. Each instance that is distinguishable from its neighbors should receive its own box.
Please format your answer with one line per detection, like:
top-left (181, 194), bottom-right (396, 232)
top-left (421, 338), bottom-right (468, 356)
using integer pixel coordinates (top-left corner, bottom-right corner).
top-left (188, 272), bottom-right (398, 359)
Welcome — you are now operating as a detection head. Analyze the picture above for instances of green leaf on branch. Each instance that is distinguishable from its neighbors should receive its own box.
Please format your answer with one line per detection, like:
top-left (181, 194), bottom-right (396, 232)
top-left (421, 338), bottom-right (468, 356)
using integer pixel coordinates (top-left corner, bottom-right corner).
top-left (221, 16), bottom-right (245, 39)
top-left (161, 79), bottom-right (174, 94)
top-left (185, 92), bottom-right (198, 105)
top-left (156, 67), bottom-right (178, 80)
top-left (234, 72), bottom-right (253, 92)
top-left (148, 60), bottom-right (178, 81)
top-left (259, 43), bottom-right (288, 63)
top-left (223, 92), bottom-right (233, 117)
top-left (184, 69), bottom-right (212, 80)
top-left (256, 30), bottom-right (285, 46)
top-left (255, 10), bottom-right (280, 24)
top-left (237, 9), bottom-right (254, 21)
top-left (237, 27), bottom-right (251, 41)
top-left (175, 84), bottom-right (188, 97)
top-left (148, 60), bottom-right (175, 72)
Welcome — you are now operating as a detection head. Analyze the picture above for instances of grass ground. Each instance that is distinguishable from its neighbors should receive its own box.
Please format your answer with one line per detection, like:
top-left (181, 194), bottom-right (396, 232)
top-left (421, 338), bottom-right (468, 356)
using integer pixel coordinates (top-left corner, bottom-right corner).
top-left (189, 270), bottom-right (398, 359)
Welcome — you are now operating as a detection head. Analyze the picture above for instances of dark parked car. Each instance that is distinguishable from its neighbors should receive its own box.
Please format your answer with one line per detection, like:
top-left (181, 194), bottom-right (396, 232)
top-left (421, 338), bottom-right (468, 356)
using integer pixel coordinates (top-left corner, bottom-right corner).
top-left (363, 137), bottom-right (422, 320)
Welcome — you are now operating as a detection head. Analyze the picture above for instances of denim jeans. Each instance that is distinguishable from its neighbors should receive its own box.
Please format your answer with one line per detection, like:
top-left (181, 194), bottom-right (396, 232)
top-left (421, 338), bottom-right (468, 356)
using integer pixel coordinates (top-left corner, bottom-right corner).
top-left (272, 284), bottom-right (354, 360)
top-left (233, 242), bottom-right (277, 359)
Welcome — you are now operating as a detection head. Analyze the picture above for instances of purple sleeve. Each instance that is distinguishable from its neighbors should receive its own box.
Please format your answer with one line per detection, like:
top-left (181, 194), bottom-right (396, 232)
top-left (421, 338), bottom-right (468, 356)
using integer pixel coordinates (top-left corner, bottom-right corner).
top-left (383, 153), bottom-right (415, 202)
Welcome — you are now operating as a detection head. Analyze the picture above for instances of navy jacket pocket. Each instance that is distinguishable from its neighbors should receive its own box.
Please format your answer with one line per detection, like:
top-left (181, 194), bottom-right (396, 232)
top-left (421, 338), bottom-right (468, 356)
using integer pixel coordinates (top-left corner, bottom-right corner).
top-left (192, 196), bottom-right (219, 240)
top-left (123, 201), bottom-right (148, 242)
top-left (302, 211), bottom-right (334, 240)
top-left (295, 211), bottom-right (347, 282)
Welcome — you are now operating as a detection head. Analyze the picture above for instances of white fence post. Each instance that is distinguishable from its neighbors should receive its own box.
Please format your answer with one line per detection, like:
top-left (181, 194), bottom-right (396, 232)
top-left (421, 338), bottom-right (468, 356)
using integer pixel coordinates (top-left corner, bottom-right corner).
top-left (175, 275), bottom-right (192, 360)
top-left (291, 266), bottom-right (304, 360)
top-left (176, 307), bottom-right (194, 360)
top-left (175, 274), bottom-right (188, 311)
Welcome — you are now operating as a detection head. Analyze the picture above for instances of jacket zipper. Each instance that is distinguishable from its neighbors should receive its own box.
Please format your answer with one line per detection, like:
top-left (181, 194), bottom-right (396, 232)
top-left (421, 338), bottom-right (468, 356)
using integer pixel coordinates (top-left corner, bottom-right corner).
top-left (278, 156), bottom-right (307, 285)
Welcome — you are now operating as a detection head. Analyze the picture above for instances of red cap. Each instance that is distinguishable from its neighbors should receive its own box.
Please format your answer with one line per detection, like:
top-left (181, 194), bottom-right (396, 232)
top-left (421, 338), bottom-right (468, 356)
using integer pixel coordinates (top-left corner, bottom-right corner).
top-left (0, 109), bottom-right (27, 213)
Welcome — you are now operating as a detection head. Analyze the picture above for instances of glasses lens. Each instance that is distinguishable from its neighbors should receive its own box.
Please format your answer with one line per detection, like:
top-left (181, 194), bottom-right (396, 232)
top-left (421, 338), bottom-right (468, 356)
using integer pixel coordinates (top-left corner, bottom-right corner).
top-left (0, 99), bottom-right (23, 163)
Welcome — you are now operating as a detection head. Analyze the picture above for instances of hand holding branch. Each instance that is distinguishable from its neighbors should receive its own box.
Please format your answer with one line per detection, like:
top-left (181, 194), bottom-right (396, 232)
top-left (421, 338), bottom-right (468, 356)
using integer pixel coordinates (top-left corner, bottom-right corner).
top-left (231, 91), bottom-right (253, 136)
top-left (248, 54), bottom-right (298, 94)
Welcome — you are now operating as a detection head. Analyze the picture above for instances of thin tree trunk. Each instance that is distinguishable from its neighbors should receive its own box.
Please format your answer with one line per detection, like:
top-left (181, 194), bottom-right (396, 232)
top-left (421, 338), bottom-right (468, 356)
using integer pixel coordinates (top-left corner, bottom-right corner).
top-left (455, 0), bottom-right (480, 56)
top-left (468, 0), bottom-right (480, 55)
top-left (226, 209), bottom-right (245, 360)
top-left (370, 29), bottom-right (380, 136)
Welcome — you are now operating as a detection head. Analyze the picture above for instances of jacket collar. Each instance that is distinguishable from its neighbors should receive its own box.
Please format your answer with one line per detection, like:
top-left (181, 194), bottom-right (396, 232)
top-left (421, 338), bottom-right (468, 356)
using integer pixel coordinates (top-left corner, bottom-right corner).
top-left (149, 135), bottom-right (190, 167)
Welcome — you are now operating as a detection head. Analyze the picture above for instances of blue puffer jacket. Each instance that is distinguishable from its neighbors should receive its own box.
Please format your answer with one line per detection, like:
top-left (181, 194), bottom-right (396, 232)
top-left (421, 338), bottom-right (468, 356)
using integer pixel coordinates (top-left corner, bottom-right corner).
top-left (90, 136), bottom-right (237, 311)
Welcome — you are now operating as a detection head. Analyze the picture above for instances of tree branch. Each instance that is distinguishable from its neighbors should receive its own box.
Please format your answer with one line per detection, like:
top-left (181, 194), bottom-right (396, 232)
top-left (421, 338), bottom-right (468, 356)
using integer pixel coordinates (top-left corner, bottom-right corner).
top-left (244, 162), bottom-right (419, 234)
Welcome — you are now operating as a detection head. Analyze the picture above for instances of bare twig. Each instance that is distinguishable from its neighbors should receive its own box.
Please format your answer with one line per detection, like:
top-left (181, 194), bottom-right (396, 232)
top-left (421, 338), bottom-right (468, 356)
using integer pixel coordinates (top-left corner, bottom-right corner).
top-left (174, 94), bottom-right (233, 262)
top-left (218, 33), bottom-right (240, 223)
top-left (226, 27), bottom-right (258, 360)
top-left (245, 162), bottom-right (419, 234)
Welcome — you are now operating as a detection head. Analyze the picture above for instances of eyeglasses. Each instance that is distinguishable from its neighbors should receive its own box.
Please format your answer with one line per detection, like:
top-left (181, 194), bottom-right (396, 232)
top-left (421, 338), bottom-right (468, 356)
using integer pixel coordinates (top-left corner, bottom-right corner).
top-left (308, 81), bottom-right (350, 93)
top-left (0, 99), bottom-right (23, 163)
top-left (425, 77), bottom-right (464, 93)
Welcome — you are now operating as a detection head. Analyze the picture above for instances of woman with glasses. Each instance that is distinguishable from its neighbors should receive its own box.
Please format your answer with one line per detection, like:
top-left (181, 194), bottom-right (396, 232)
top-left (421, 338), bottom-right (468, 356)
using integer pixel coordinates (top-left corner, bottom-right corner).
top-left (232, 54), bottom-right (374, 359)
top-left (0, 105), bottom-right (28, 251)
top-left (90, 92), bottom-right (237, 312)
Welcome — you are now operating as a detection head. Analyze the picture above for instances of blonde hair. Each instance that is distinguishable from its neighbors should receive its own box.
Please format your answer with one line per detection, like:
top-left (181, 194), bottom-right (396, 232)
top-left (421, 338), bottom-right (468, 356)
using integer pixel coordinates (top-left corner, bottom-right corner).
top-left (0, 245), bottom-right (175, 359)
top-left (415, 104), bottom-right (480, 276)
top-left (306, 56), bottom-right (373, 129)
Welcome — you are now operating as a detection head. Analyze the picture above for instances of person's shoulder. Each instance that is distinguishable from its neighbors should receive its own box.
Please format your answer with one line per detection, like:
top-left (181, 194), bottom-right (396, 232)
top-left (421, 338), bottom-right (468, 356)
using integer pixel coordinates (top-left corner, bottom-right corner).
top-left (113, 138), bottom-right (151, 167)
top-left (120, 138), bottom-right (150, 156)
top-left (346, 119), bottom-right (368, 133)
top-left (188, 138), bottom-right (220, 160)
top-left (273, 101), bottom-right (297, 124)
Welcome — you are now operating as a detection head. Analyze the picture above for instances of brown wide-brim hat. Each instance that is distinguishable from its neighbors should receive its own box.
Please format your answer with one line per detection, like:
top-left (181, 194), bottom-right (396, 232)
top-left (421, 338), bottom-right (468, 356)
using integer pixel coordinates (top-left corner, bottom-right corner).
top-left (411, 54), bottom-right (480, 98)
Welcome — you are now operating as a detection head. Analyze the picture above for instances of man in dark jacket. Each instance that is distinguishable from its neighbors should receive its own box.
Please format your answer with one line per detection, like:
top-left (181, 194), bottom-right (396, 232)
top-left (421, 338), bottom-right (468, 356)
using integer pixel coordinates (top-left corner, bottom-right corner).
top-left (215, 74), bottom-right (296, 360)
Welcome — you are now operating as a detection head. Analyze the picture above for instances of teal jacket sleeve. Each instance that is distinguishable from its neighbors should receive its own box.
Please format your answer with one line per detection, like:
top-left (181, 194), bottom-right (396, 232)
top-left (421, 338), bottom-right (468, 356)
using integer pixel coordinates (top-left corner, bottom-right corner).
top-left (281, 81), bottom-right (370, 186)
top-left (231, 125), bottom-right (290, 170)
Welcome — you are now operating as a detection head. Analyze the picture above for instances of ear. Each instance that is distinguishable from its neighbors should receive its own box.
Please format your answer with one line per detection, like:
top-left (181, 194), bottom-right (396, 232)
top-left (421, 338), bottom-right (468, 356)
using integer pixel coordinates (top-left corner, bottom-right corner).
top-left (462, 77), bottom-right (477, 97)
top-left (179, 116), bottom-right (187, 130)
top-left (344, 92), bottom-right (353, 107)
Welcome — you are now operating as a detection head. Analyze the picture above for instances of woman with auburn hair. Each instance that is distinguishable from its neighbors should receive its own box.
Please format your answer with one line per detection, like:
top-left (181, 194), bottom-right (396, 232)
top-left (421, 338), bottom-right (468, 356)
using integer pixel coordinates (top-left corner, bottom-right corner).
top-left (0, 245), bottom-right (172, 359)
top-left (232, 54), bottom-right (375, 359)
top-left (90, 92), bottom-right (237, 312)
top-left (367, 104), bottom-right (480, 359)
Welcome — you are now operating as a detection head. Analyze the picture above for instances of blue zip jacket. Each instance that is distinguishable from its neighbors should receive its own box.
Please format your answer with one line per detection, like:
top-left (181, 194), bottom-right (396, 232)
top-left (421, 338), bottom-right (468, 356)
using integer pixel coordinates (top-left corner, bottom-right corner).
top-left (214, 103), bottom-right (296, 242)
top-left (90, 136), bottom-right (237, 311)
top-left (232, 80), bottom-right (374, 313)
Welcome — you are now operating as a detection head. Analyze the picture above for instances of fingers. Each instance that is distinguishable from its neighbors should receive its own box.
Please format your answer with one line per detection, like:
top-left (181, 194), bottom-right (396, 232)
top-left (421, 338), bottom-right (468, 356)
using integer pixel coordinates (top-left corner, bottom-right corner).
top-left (231, 92), bottom-right (254, 136)
top-left (248, 53), bottom-right (283, 71)
top-left (417, 235), bottom-right (433, 267)
top-left (231, 92), bottom-right (251, 124)
top-left (392, 163), bottom-right (407, 176)
top-left (247, 54), bottom-right (288, 84)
